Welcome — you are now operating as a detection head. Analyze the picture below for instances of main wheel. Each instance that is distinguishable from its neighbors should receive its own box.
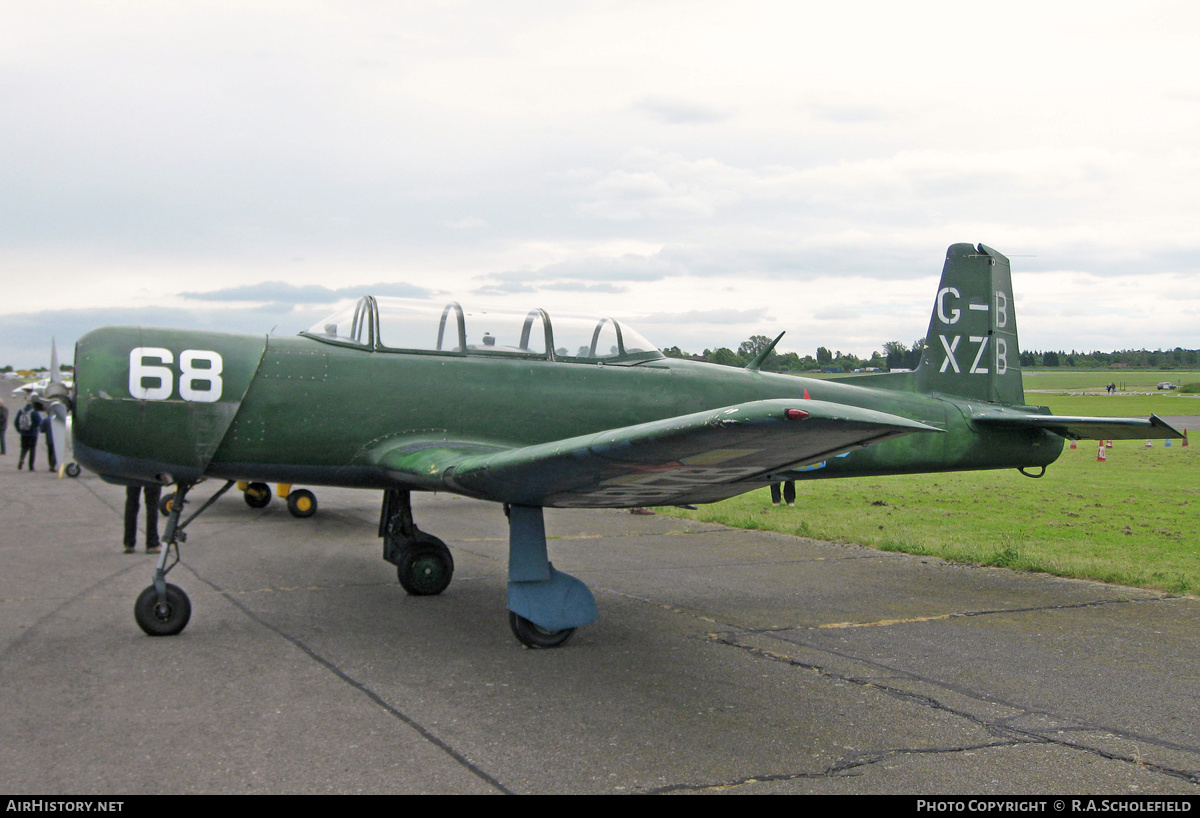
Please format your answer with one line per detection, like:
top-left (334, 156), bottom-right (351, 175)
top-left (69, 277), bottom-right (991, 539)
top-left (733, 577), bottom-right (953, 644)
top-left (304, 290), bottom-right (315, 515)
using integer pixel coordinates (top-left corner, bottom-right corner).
top-left (286, 489), bottom-right (317, 518)
top-left (396, 541), bottom-right (454, 596)
top-left (134, 583), bottom-right (192, 636)
top-left (508, 612), bottom-right (575, 649)
top-left (244, 482), bottom-right (271, 508)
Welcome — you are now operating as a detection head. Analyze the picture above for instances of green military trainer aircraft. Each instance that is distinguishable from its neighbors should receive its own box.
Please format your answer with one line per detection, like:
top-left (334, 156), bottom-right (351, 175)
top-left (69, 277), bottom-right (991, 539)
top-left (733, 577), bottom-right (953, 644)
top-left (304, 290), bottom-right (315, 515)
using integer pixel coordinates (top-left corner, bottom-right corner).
top-left (64, 243), bottom-right (1182, 647)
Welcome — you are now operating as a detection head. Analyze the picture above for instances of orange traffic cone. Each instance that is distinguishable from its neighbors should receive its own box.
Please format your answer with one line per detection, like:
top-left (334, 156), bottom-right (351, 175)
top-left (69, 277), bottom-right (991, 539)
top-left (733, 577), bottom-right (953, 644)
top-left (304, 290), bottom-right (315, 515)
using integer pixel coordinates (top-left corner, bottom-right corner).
top-left (1069, 440), bottom-right (1077, 449)
top-left (1145, 439), bottom-right (1153, 448)
top-left (1097, 444), bottom-right (1107, 462)
top-left (1184, 431), bottom-right (1189, 448)
top-left (1106, 439), bottom-right (1114, 448)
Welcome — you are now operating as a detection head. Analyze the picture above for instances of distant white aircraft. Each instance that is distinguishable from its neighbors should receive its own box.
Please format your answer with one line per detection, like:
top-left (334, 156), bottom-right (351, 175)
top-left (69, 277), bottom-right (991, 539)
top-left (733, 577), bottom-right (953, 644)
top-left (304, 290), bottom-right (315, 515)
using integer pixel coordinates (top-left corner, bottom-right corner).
top-left (12, 377), bottom-right (73, 399)
top-left (14, 341), bottom-right (80, 477)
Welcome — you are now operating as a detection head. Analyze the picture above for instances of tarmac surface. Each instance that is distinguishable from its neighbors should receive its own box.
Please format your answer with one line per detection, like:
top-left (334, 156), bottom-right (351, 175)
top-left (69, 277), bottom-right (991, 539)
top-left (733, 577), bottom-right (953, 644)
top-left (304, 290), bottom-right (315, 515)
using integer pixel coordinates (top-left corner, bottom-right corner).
top-left (2, 452), bottom-right (1199, 794)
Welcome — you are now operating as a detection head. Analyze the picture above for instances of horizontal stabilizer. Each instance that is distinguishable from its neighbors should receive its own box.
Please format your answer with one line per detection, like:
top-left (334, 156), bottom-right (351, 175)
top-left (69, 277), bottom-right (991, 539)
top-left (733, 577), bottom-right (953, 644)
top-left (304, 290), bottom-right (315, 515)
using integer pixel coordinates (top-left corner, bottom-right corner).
top-left (375, 399), bottom-right (941, 508)
top-left (972, 412), bottom-right (1184, 441)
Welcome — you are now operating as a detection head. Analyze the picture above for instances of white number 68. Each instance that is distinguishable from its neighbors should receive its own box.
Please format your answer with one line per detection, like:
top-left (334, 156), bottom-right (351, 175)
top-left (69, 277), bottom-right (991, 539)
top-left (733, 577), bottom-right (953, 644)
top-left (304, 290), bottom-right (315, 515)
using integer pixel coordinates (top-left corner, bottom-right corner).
top-left (129, 347), bottom-right (224, 403)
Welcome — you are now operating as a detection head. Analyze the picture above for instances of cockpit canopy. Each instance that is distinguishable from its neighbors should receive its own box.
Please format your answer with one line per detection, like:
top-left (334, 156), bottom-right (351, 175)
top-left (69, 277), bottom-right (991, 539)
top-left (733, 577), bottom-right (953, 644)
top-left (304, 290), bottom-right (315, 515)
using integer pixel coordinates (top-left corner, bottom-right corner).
top-left (302, 296), bottom-right (663, 365)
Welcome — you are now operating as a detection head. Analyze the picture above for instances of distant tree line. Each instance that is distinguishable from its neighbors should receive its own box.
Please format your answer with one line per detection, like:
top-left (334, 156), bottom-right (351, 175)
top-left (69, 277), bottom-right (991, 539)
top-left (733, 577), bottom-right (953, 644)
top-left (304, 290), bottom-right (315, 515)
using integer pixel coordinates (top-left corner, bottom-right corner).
top-left (662, 334), bottom-right (894, 373)
top-left (1020, 348), bottom-right (1200, 369)
top-left (662, 339), bottom-right (1200, 373)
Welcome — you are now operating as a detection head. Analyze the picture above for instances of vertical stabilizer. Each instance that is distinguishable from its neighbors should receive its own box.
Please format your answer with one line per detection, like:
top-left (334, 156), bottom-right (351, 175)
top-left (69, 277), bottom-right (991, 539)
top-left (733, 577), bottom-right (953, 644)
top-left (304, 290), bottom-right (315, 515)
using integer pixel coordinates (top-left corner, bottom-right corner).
top-left (915, 243), bottom-right (1024, 405)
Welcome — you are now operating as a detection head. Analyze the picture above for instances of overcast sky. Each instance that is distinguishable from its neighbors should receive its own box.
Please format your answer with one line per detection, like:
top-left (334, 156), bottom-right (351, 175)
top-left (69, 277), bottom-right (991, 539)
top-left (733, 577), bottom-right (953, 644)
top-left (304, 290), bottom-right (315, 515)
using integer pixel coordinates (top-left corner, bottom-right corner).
top-left (3, 1), bottom-right (1199, 368)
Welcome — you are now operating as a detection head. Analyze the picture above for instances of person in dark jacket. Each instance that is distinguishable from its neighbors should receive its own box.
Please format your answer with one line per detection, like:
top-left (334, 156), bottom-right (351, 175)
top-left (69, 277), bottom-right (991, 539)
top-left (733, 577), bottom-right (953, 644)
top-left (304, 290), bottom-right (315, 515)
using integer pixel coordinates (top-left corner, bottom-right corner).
top-left (0, 398), bottom-right (8, 456)
top-left (15, 402), bottom-right (41, 471)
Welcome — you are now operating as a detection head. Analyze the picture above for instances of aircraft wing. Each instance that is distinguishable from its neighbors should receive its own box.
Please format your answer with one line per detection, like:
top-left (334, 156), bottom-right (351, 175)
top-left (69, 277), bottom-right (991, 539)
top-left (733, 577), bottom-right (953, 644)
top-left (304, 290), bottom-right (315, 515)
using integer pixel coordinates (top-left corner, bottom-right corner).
top-left (372, 399), bottom-right (942, 508)
top-left (971, 411), bottom-right (1184, 441)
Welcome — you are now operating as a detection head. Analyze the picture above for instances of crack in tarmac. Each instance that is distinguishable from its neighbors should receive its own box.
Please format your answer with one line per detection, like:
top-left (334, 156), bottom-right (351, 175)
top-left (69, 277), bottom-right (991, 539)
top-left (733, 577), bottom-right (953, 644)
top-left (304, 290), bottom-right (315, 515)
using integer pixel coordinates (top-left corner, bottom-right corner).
top-left (646, 739), bottom-right (1028, 794)
top-left (596, 584), bottom-right (1200, 793)
top-left (185, 564), bottom-right (514, 795)
top-left (686, 620), bottom-right (1200, 793)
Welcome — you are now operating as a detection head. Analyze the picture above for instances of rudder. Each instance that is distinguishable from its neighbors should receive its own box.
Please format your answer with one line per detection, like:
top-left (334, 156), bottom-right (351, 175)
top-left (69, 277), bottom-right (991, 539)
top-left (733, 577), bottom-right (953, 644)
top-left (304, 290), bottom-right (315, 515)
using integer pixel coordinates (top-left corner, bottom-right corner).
top-left (914, 243), bottom-right (1024, 405)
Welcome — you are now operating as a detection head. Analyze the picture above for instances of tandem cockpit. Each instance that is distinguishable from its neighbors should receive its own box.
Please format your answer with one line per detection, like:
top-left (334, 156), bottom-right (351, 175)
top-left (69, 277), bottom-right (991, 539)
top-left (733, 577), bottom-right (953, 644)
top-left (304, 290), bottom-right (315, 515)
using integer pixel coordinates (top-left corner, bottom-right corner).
top-left (302, 296), bottom-right (664, 365)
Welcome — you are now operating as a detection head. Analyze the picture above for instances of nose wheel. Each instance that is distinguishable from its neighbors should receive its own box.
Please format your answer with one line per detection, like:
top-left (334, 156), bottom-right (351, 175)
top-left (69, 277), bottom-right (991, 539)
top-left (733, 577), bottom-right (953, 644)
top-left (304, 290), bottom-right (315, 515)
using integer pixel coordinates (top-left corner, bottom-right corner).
top-left (134, 583), bottom-right (192, 636)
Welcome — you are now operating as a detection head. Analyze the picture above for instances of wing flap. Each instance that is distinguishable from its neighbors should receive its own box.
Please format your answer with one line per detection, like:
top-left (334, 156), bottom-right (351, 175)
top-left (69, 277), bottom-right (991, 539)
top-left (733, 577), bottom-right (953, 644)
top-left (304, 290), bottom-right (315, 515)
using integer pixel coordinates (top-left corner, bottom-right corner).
top-left (378, 399), bottom-right (939, 508)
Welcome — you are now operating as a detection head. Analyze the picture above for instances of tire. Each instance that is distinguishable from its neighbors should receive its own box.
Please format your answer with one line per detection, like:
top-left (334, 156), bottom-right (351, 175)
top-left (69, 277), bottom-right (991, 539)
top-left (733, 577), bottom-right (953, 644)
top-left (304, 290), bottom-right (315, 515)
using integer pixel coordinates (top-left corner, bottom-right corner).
top-left (508, 612), bottom-right (574, 649)
top-left (158, 492), bottom-right (178, 517)
top-left (244, 482), bottom-right (271, 509)
top-left (396, 542), bottom-right (454, 596)
top-left (134, 583), bottom-right (192, 636)
top-left (286, 489), bottom-right (317, 518)
top-left (65, 462), bottom-right (81, 478)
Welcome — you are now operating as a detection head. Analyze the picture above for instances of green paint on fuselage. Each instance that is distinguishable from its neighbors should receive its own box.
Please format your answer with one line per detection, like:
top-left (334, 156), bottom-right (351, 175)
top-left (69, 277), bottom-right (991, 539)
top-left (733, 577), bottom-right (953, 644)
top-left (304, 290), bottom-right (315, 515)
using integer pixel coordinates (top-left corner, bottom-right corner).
top-left (74, 326), bottom-right (1059, 490)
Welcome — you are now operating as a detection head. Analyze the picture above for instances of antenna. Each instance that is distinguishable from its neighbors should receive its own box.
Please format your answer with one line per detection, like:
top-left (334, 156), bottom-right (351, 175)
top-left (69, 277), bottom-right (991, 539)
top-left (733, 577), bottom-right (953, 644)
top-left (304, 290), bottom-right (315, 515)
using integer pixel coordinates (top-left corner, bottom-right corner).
top-left (745, 331), bottom-right (785, 372)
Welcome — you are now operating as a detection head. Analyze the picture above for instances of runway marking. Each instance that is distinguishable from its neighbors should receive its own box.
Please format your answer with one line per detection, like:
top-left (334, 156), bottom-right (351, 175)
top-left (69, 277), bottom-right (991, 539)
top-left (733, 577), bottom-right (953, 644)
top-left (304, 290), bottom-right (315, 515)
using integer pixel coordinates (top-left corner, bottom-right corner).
top-left (819, 613), bottom-right (957, 628)
top-left (814, 595), bottom-right (1175, 630)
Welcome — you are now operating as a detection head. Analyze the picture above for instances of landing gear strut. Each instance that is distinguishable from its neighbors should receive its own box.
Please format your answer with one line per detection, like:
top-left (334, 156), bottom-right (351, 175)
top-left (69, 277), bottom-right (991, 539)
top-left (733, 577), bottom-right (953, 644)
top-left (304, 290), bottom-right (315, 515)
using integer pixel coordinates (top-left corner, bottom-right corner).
top-left (504, 504), bottom-right (596, 649)
top-left (380, 489), bottom-right (454, 596)
top-left (377, 494), bottom-right (596, 647)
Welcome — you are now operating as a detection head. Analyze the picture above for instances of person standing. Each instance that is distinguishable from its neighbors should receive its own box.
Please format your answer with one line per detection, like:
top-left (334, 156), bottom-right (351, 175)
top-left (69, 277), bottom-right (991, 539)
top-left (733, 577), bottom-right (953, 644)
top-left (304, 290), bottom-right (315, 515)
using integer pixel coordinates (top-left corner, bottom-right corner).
top-left (124, 485), bottom-right (163, 554)
top-left (15, 402), bottom-right (41, 471)
top-left (770, 480), bottom-right (796, 507)
top-left (0, 398), bottom-right (8, 456)
top-left (40, 411), bottom-right (57, 471)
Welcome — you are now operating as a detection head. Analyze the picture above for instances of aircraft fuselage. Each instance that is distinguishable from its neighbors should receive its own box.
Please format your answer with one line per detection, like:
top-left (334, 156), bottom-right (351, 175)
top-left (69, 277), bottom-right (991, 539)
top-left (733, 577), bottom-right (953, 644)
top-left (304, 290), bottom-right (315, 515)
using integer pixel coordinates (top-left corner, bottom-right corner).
top-left (72, 326), bottom-right (1061, 497)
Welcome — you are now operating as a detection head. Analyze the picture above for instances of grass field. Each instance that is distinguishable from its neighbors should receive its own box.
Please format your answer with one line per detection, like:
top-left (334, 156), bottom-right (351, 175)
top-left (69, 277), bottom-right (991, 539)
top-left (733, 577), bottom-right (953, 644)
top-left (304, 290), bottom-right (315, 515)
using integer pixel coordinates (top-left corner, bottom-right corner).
top-left (659, 371), bottom-right (1199, 595)
top-left (1023, 369), bottom-right (1200, 393)
top-left (1036, 392), bottom-right (1200, 417)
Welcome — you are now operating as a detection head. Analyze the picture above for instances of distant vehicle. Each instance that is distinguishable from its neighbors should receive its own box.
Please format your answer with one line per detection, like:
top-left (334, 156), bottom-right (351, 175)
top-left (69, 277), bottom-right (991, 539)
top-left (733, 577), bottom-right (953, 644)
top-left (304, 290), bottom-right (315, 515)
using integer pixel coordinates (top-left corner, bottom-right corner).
top-left (1157, 382), bottom-right (1178, 390)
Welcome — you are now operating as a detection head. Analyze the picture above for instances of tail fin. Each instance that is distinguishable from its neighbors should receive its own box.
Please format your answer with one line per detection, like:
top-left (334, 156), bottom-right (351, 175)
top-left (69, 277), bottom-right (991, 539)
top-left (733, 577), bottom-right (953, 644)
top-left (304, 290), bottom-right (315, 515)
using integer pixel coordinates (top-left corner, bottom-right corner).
top-left (914, 243), bottom-right (1024, 405)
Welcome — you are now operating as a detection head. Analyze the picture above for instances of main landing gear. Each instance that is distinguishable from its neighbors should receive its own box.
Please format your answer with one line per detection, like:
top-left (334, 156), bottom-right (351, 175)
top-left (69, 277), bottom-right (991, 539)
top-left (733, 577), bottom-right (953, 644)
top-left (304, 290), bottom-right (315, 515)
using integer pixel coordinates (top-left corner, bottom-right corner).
top-left (379, 491), bottom-right (597, 648)
top-left (131, 484), bottom-right (598, 648)
top-left (379, 489), bottom-right (455, 596)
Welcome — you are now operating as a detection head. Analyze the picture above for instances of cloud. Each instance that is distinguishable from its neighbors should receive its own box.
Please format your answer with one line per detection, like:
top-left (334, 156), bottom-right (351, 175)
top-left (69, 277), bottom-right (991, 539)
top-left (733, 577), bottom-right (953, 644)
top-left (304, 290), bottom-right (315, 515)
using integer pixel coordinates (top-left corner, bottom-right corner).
top-left (443, 217), bottom-right (490, 230)
top-left (813, 308), bottom-right (859, 321)
top-left (0, 304), bottom-right (332, 369)
top-left (805, 103), bottom-right (892, 124)
top-left (638, 308), bottom-right (769, 325)
top-left (181, 281), bottom-right (435, 304)
top-left (540, 281), bottom-right (628, 293)
top-left (3, 2), bottom-right (1200, 367)
top-left (473, 252), bottom-right (685, 293)
top-left (632, 96), bottom-right (733, 125)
